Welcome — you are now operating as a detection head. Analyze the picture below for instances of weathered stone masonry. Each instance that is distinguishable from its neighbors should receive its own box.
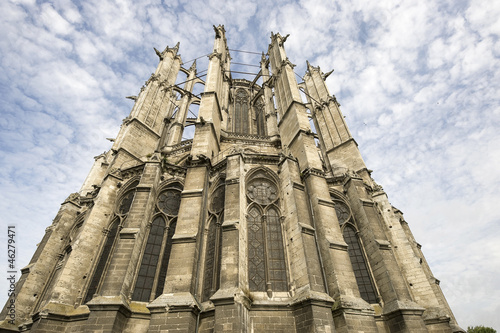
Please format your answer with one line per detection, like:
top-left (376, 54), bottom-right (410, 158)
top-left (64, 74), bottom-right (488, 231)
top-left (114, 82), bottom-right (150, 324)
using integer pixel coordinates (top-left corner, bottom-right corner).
top-left (0, 26), bottom-right (463, 333)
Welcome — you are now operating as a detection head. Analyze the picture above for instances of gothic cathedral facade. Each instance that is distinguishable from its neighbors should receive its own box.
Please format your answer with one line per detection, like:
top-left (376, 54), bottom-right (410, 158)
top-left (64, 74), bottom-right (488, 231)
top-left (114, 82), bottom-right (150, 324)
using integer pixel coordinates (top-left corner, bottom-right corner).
top-left (0, 26), bottom-right (463, 333)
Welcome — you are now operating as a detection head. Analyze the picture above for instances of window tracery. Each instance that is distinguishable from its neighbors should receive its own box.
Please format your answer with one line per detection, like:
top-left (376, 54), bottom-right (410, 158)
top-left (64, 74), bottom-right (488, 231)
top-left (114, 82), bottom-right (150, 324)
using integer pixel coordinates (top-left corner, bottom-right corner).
top-left (234, 88), bottom-right (249, 134)
top-left (246, 173), bottom-right (287, 293)
top-left (203, 184), bottom-right (225, 301)
top-left (132, 182), bottom-right (182, 302)
top-left (84, 219), bottom-right (119, 303)
top-left (332, 196), bottom-right (378, 304)
top-left (254, 98), bottom-right (266, 136)
top-left (84, 180), bottom-right (139, 303)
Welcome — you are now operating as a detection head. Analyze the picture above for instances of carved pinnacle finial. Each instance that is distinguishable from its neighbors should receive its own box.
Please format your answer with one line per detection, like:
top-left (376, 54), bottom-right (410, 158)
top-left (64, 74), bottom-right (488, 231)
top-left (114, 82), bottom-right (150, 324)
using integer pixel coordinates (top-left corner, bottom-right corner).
top-left (213, 25), bottom-right (222, 38)
top-left (189, 59), bottom-right (197, 71)
top-left (154, 47), bottom-right (163, 60)
top-left (261, 52), bottom-right (266, 63)
top-left (323, 69), bottom-right (334, 80)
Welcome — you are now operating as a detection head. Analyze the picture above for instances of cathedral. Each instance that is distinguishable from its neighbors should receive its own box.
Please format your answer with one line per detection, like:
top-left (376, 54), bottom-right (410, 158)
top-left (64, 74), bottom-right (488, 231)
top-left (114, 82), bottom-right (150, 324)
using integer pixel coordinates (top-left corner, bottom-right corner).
top-left (0, 26), bottom-right (463, 332)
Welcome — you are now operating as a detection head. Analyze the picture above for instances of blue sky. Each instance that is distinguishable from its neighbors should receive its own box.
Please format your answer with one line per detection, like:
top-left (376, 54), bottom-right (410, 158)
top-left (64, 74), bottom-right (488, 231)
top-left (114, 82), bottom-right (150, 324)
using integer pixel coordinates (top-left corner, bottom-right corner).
top-left (1, 0), bottom-right (499, 329)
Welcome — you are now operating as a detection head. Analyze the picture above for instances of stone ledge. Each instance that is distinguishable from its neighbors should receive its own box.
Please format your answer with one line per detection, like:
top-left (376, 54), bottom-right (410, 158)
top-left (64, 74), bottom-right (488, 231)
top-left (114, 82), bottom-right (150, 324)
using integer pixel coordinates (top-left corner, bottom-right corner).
top-left (382, 299), bottom-right (425, 319)
top-left (375, 238), bottom-right (391, 250)
top-left (289, 285), bottom-right (334, 310)
top-left (331, 294), bottom-right (374, 316)
top-left (120, 228), bottom-right (139, 239)
top-left (147, 292), bottom-right (200, 314)
top-left (298, 222), bottom-right (315, 235)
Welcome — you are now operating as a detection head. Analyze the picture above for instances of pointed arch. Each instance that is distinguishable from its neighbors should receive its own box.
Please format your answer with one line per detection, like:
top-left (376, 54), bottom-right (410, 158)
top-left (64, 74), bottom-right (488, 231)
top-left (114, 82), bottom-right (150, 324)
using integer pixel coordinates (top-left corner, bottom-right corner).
top-left (202, 181), bottom-right (225, 301)
top-left (155, 218), bottom-right (176, 298)
top-left (265, 206), bottom-right (287, 291)
top-left (246, 168), bottom-right (287, 293)
top-left (132, 181), bottom-right (183, 302)
top-left (202, 216), bottom-right (222, 301)
top-left (245, 166), bottom-right (280, 186)
top-left (342, 223), bottom-right (378, 304)
top-left (84, 219), bottom-right (120, 303)
top-left (117, 178), bottom-right (140, 215)
top-left (254, 96), bottom-right (266, 136)
top-left (132, 216), bottom-right (166, 302)
top-left (234, 88), bottom-right (249, 134)
top-left (247, 205), bottom-right (266, 291)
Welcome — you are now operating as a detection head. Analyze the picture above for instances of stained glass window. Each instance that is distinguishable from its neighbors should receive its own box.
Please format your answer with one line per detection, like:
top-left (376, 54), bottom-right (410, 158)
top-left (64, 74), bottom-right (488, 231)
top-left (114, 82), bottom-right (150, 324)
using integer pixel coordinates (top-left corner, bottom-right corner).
top-left (247, 179), bottom-right (278, 205)
top-left (210, 186), bottom-right (225, 214)
top-left (155, 219), bottom-right (176, 298)
top-left (234, 89), bottom-right (249, 134)
top-left (132, 216), bottom-right (165, 302)
top-left (246, 175), bottom-right (287, 293)
top-left (334, 201), bottom-right (351, 224)
top-left (118, 180), bottom-right (139, 214)
top-left (203, 185), bottom-right (225, 301)
top-left (158, 189), bottom-right (181, 216)
top-left (343, 225), bottom-right (378, 304)
top-left (202, 217), bottom-right (223, 301)
top-left (266, 208), bottom-right (287, 291)
top-left (255, 99), bottom-right (266, 136)
top-left (85, 220), bottom-right (119, 303)
top-left (118, 191), bottom-right (135, 214)
top-left (132, 182), bottom-right (183, 302)
top-left (248, 207), bottom-right (266, 291)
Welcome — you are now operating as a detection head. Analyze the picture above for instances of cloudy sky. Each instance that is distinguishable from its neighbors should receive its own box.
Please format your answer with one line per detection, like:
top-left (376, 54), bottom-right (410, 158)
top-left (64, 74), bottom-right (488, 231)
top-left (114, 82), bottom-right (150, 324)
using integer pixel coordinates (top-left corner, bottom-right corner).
top-left (1, 0), bottom-right (499, 329)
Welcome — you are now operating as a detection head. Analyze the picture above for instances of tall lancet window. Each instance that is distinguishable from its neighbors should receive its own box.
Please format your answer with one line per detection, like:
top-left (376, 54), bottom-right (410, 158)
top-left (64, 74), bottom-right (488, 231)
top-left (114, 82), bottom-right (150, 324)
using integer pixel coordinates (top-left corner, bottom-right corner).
top-left (132, 182), bottom-right (182, 302)
top-left (234, 88), bottom-right (249, 134)
top-left (203, 184), bottom-right (225, 301)
top-left (247, 172), bottom-right (287, 294)
top-left (84, 179), bottom-right (139, 303)
top-left (254, 98), bottom-right (266, 136)
top-left (333, 197), bottom-right (378, 304)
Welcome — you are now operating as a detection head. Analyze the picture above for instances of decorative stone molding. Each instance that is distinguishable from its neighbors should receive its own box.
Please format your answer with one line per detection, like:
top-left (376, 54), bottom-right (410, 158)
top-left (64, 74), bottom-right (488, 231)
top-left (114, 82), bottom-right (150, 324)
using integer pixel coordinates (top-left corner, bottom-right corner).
top-left (298, 222), bottom-right (315, 236)
top-left (375, 239), bottom-right (391, 250)
top-left (328, 238), bottom-right (348, 251)
top-left (120, 228), bottom-right (139, 239)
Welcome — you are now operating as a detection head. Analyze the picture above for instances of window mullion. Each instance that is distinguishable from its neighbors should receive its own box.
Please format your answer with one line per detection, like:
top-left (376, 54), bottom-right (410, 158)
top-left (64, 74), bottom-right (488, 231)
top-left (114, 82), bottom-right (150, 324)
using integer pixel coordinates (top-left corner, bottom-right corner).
top-left (149, 217), bottom-right (169, 301)
top-left (261, 212), bottom-right (272, 296)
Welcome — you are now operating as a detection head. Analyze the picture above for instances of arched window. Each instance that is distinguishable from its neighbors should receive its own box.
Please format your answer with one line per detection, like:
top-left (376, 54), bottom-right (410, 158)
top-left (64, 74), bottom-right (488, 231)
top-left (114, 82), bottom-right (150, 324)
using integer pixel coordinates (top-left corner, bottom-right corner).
top-left (266, 207), bottom-right (287, 291)
top-left (246, 174), bottom-right (287, 293)
top-left (248, 206), bottom-right (266, 291)
top-left (132, 216), bottom-right (165, 302)
top-left (342, 225), bottom-right (378, 304)
top-left (84, 180), bottom-right (139, 303)
top-left (84, 219), bottom-right (119, 303)
top-left (333, 197), bottom-right (378, 304)
top-left (254, 98), bottom-right (266, 136)
top-left (234, 88), bottom-right (249, 134)
top-left (203, 184), bottom-right (225, 301)
top-left (132, 183), bottom-right (182, 302)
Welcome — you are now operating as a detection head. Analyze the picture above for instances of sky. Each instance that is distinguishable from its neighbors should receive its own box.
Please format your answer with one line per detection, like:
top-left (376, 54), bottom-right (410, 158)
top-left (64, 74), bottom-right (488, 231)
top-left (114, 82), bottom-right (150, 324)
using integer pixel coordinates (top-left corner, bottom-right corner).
top-left (0, 0), bottom-right (499, 330)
